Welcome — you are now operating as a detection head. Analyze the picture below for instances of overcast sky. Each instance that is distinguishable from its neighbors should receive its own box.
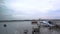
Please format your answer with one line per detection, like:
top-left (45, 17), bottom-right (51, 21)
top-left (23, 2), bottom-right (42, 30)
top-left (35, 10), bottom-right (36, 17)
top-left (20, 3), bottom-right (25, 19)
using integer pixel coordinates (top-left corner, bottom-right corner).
top-left (0, 0), bottom-right (60, 20)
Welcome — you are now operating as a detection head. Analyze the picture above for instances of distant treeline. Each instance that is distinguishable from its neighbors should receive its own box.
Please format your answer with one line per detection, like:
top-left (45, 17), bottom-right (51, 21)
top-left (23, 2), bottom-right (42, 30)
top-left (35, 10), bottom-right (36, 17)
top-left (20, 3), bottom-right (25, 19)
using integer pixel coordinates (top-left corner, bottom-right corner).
top-left (0, 19), bottom-right (60, 22)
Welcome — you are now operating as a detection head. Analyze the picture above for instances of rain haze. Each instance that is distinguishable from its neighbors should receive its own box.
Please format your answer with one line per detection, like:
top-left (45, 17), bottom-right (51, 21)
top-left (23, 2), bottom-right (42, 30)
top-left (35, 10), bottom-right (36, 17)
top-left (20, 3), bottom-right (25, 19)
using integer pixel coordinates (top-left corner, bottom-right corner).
top-left (0, 0), bottom-right (60, 20)
top-left (1, 0), bottom-right (60, 34)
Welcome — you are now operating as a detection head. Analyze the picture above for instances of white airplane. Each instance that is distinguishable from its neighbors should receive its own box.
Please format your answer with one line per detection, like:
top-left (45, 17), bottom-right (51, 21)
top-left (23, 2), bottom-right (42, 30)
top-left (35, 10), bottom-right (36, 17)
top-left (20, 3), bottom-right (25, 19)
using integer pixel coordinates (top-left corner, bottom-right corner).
top-left (40, 21), bottom-right (55, 27)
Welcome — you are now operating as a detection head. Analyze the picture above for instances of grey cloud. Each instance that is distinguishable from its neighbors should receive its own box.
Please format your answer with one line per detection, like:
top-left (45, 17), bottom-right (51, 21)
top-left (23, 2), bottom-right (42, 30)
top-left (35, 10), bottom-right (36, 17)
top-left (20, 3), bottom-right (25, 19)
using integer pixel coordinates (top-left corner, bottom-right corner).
top-left (0, 0), bottom-right (60, 20)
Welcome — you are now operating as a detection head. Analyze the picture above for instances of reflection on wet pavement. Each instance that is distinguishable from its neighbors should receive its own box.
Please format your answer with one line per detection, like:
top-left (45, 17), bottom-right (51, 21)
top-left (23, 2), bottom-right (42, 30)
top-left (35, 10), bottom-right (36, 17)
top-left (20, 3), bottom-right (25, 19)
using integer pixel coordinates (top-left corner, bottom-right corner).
top-left (0, 20), bottom-right (60, 34)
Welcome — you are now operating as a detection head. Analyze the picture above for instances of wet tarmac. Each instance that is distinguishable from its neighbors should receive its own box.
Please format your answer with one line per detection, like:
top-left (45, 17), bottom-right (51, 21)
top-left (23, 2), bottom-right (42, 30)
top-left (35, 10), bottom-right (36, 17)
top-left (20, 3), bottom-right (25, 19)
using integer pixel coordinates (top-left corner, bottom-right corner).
top-left (0, 21), bottom-right (60, 34)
